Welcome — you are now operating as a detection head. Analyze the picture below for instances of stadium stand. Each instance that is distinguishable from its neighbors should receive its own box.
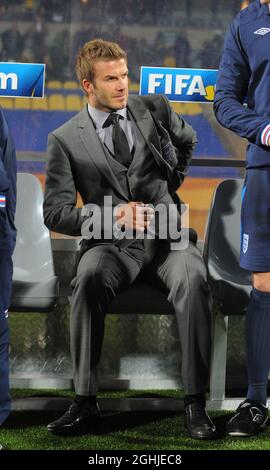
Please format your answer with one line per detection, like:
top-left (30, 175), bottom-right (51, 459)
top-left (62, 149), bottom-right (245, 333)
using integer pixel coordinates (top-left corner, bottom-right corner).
top-left (14, 97), bottom-right (31, 110)
top-left (48, 94), bottom-right (65, 111)
top-left (129, 82), bottom-right (140, 93)
top-left (172, 102), bottom-right (203, 116)
top-left (0, 97), bottom-right (14, 109)
top-left (66, 94), bottom-right (83, 111)
top-left (31, 97), bottom-right (49, 111)
top-left (3, 108), bottom-right (228, 159)
top-left (63, 81), bottom-right (79, 89)
top-left (46, 80), bottom-right (62, 89)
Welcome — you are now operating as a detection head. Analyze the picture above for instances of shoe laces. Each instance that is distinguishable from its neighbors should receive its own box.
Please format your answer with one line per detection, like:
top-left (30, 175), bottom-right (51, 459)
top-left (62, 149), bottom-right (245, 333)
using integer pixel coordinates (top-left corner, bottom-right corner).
top-left (237, 399), bottom-right (266, 413)
top-left (236, 400), bottom-right (267, 421)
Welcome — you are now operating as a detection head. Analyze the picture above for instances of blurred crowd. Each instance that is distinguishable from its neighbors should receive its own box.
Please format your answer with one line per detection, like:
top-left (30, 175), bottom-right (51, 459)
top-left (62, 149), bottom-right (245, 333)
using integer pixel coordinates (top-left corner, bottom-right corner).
top-left (0, 0), bottom-right (241, 82)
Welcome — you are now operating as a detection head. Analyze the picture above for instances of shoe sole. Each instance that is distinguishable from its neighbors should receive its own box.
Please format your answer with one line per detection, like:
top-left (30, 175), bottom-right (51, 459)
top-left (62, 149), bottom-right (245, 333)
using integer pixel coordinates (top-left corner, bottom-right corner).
top-left (47, 425), bottom-right (97, 436)
top-left (227, 423), bottom-right (268, 437)
top-left (47, 417), bottom-right (101, 436)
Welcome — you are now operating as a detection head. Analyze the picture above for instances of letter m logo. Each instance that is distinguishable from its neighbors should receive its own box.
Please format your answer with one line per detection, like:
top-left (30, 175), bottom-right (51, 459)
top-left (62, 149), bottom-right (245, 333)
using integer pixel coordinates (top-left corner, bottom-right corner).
top-left (0, 72), bottom-right (18, 90)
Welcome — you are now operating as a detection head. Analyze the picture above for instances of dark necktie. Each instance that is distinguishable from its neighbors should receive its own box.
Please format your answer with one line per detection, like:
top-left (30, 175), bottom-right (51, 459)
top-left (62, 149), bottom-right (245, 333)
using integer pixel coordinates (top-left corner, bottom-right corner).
top-left (103, 113), bottom-right (131, 168)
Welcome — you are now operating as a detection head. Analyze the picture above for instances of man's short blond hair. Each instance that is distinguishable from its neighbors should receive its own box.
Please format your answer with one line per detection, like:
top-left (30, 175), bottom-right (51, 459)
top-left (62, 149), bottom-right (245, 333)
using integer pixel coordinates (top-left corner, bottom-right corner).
top-left (76, 38), bottom-right (127, 88)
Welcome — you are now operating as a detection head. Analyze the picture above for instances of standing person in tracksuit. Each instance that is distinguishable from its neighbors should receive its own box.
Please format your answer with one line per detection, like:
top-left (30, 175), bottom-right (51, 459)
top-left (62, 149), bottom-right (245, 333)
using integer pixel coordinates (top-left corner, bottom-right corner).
top-left (0, 108), bottom-right (16, 447)
top-left (214, 0), bottom-right (270, 437)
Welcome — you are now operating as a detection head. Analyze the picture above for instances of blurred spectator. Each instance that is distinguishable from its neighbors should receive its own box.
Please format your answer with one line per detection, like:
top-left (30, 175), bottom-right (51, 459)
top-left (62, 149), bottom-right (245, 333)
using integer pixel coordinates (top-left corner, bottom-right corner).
top-left (24, 15), bottom-right (47, 62)
top-left (43, 0), bottom-right (70, 22)
top-left (43, 53), bottom-right (54, 80)
top-left (1, 23), bottom-right (24, 61)
top-left (174, 32), bottom-right (191, 68)
top-left (197, 33), bottom-right (224, 69)
top-left (211, 0), bottom-right (219, 17)
top-left (24, 0), bottom-right (35, 19)
top-left (48, 29), bottom-right (70, 79)
top-left (0, 1), bottom-right (8, 19)
top-left (186, 0), bottom-right (192, 22)
top-left (163, 53), bottom-right (176, 68)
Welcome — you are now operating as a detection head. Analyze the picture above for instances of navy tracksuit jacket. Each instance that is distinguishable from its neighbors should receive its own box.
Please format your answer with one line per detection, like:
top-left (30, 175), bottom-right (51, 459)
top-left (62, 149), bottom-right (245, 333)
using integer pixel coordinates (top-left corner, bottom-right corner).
top-left (214, 0), bottom-right (270, 168)
top-left (0, 108), bottom-right (16, 426)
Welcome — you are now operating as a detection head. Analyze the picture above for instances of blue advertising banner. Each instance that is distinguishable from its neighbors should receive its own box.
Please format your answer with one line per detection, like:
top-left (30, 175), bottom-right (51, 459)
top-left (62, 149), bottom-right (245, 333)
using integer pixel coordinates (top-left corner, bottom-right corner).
top-left (0, 62), bottom-right (45, 98)
top-left (140, 66), bottom-right (217, 103)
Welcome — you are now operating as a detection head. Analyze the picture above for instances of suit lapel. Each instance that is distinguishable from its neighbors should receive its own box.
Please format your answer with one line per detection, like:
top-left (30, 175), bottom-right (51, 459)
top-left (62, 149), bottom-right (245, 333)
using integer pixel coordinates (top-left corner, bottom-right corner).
top-left (77, 106), bottom-right (128, 201)
top-left (127, 95), bottom-right (161, 155)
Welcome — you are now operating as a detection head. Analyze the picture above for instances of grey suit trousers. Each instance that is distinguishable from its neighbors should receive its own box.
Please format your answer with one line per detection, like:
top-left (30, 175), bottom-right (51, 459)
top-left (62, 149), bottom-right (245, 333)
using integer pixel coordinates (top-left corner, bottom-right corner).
top-left (70, 240), bottom-right (212, 396)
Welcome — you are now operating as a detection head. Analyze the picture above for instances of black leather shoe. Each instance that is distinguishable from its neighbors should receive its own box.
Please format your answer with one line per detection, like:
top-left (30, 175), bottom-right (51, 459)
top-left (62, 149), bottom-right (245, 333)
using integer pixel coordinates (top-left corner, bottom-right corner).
top-left (226, 399), bottom-right (268, 437)
top-left (185, 402), bottom-right (218, 439)
top-left (47, 401), bottom-right (101, 436)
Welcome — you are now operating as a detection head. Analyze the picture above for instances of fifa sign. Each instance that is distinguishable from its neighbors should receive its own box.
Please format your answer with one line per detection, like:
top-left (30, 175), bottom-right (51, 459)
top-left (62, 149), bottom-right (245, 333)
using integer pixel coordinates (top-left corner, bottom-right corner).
top-left (0, 62), bottom-right (45, 98)
top-left (140, 66), bottom-right (217, 103)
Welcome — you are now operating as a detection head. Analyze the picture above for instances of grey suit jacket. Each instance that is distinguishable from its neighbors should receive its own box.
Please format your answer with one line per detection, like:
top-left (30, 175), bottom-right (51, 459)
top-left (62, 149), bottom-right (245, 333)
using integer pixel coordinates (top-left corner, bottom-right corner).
top-left (43, 94), bottom-right (197, 244)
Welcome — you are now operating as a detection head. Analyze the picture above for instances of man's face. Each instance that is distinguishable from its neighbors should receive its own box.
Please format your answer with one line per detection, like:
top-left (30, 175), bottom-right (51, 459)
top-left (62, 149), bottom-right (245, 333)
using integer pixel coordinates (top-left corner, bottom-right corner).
top-left (83, 58), bottom-right (129, 112)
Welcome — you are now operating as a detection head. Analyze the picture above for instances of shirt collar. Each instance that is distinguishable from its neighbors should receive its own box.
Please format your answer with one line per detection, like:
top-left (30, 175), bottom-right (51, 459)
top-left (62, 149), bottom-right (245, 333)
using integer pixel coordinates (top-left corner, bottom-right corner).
top-left (87, 104), bottom-right (128, 129)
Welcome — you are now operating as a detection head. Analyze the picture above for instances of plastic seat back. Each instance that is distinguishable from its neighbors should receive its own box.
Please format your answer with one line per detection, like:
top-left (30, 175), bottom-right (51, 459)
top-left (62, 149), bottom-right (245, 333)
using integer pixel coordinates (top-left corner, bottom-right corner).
top-left (204, 178), bottom-right (252, 314)
top-left (11, 173), bottom-right (58, 311)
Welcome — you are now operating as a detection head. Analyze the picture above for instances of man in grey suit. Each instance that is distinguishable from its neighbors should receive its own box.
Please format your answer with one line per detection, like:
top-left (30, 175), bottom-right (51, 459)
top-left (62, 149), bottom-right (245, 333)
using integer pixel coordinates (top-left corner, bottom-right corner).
top-left (43, 39), bottom-right (216, 439)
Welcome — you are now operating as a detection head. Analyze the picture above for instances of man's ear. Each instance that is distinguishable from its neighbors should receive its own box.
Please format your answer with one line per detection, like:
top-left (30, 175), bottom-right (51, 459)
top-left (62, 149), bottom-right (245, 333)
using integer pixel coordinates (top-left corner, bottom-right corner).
top-left (82, 79), bottom-right (93, 95)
